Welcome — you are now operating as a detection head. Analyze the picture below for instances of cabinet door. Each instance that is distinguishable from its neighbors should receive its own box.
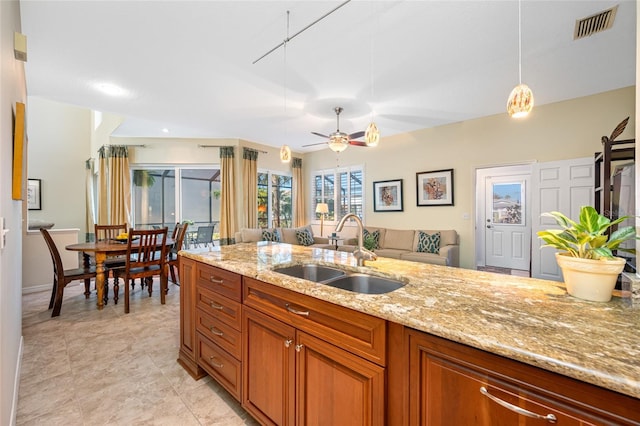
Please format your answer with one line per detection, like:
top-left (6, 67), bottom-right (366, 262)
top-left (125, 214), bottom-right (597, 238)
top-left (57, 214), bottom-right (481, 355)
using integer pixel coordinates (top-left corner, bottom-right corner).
top-left (177, 257), bottom-right (206, 379)
top-left (296, 331), bottom-right (385, 426)
top-left (243, 307), bottom-right (296, 426)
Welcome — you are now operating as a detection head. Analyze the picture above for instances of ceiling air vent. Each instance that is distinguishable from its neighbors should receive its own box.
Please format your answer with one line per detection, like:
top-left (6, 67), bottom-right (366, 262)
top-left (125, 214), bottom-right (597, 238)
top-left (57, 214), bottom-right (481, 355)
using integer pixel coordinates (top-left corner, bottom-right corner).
top-left (574, 5), bottom-right (618, 40)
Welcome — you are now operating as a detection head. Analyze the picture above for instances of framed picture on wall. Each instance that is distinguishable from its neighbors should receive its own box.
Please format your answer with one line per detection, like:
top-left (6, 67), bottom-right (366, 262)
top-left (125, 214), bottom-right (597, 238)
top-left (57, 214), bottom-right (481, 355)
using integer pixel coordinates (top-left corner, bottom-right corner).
top-left (416, 169), bottom-right (454, 206)
top-left (27, 179), bottom-right (41, 210)
top-left (373, 179), bottom-right (403, 212)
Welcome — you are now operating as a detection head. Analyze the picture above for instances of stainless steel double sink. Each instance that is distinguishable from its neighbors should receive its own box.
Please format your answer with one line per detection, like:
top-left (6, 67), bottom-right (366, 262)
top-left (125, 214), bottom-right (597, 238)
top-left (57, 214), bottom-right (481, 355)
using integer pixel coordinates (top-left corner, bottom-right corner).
top-left (272, 264), bottom-right (405, 294)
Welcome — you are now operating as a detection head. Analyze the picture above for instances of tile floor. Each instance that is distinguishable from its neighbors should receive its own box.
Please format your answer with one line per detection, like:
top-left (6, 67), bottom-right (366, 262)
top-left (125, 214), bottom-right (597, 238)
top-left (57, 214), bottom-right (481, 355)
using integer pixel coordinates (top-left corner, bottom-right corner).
top-left (18, 279), bottom-right (258, 425)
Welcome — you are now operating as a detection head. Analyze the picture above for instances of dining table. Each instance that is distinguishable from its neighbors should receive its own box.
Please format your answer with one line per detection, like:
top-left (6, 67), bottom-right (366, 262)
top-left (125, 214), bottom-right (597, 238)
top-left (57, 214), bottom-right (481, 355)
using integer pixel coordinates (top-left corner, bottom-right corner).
top-left (66, 237), bottom-right (174, 310)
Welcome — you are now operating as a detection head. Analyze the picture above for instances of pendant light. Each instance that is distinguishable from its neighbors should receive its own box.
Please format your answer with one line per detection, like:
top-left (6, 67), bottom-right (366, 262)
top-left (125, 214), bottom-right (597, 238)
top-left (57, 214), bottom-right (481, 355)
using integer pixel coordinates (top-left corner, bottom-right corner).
top-left (364, 2), bottom-right (380, 146)
top-left (507, 0), bottom-right (534, 118)
top-left (280, 12), bottom-right (292, 163)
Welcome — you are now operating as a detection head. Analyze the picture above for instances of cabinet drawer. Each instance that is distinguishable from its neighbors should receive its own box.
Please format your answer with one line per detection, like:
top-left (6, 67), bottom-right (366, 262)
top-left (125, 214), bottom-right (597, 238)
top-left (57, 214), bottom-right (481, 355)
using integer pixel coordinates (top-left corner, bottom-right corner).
top-left (243, 277), bottom-right (386, 366)
top-left (196, 285), bottom-right (242, 331)
top-left (196, 263), bottom-right (242, 302)
top-left (196, 308), bottom-right (242, 359)
top-left (196, 333), bottom-right (242, 401)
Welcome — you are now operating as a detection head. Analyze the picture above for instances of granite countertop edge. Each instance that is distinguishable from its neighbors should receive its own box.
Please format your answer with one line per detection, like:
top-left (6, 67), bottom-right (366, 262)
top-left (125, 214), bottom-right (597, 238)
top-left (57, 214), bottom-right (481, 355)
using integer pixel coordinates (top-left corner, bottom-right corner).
top-left (179, 243), bottom-right (640, 399)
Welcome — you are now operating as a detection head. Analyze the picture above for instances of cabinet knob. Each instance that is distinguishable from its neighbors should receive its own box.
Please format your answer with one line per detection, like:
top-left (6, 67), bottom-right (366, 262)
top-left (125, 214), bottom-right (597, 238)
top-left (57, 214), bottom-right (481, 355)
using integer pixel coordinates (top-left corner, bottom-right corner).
top-left (295, 344), bottom-right (304, 352)
top-left (480, 387), bottom-right (557, 423)
top-left (284, 339), bottom-right (293, 348)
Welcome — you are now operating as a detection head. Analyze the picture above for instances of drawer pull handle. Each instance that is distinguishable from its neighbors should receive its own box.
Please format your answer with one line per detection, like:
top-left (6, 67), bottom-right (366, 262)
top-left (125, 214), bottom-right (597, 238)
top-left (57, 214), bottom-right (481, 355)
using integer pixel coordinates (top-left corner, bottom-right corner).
top-left (210, 276), bottom-right (224, 284)
top-left (209, 326), bottom-right (224, 336)
top-left (480, 387), bottom-right (557, 423)
top-left (285, 303), bottom-right (309, 317)
top-left (208, 356), bottom-right (224, 368)
top-left (284, 339), bottom-right (293, 348)
top-left (295, 344), bottom-right (304, 352)
top-left (209, 301), bottom-right (224, 310)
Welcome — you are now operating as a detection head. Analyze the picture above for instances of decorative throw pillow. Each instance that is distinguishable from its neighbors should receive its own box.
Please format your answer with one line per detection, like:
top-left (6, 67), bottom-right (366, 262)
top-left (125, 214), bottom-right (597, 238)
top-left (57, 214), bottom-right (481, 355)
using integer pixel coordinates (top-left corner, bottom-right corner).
top-left (295, 228), bottom-right (315, 246)
top-left (363, 229), bottom-right (380, 249)
top-left (417, 231), bottom-right (440, 254)
top-left (261, 229), bottom-right (280, 242)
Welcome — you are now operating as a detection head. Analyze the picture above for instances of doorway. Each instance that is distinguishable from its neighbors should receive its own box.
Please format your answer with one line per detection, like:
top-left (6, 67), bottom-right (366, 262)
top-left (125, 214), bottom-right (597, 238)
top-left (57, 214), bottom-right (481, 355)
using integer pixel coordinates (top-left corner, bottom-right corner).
top-left (475, 165), bottom-right (533, 275)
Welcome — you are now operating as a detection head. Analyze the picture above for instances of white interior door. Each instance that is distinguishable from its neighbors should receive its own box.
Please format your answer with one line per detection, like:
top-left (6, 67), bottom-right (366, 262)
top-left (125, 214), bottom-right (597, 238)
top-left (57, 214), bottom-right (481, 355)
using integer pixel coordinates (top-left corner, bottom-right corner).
top-left (485, 175), bottom-right (531, 271)
top-left (531, 157), bottom-right (594, 280)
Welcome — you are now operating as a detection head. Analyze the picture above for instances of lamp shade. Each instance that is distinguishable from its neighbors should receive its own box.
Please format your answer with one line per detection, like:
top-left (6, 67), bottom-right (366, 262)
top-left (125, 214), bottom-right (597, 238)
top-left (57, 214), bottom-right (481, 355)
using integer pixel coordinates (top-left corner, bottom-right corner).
top-left (507, 84), bottom-right (534, 118)
top-left (365, 122), bottom-right (380, 147)
top-left (315, 203), bottom-right (329, 214)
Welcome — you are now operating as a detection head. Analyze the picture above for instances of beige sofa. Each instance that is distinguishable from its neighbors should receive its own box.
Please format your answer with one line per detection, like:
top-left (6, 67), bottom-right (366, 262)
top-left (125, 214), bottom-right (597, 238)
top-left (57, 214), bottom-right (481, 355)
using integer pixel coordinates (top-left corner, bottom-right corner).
top-left (234, 226), bottom-right (356, 250)
top-left (339, 227), bottom-right (459, 267)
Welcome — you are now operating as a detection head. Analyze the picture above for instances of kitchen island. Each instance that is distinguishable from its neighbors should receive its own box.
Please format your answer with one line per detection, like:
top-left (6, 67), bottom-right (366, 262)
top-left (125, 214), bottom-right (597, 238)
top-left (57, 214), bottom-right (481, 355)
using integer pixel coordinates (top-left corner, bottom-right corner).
top-left (179, 242), bottom-right (640, 424)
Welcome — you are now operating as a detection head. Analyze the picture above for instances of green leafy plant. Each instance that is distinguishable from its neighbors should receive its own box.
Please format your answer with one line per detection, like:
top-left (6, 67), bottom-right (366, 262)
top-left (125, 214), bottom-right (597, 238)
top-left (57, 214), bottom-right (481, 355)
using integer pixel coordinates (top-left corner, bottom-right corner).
top-left (537, 205), bottom-right (637, 260)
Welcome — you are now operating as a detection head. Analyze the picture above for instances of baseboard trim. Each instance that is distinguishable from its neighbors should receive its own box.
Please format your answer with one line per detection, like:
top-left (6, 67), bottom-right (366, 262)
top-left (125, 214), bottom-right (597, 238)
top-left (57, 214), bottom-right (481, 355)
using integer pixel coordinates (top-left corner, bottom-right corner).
top-left (10, 336), bottom-right (23, 426)
top-left (22, 284), bottom-right (50, 295)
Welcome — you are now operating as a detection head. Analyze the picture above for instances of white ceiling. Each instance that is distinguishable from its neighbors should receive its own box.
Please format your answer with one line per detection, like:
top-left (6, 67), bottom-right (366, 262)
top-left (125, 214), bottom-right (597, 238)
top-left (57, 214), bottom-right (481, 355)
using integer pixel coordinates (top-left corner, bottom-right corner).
top-left (20, 1), bottom-right (636, 152)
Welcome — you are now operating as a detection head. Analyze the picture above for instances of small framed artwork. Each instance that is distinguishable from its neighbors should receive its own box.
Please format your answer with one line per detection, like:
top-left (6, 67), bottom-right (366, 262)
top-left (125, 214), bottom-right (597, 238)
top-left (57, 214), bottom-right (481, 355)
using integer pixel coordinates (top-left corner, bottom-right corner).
top-left (27, 179), bottom-right (41, 210)
top-left (416, 169), bottom-right (454, 206)
top-left (373, 179), bottom-right (403, 212)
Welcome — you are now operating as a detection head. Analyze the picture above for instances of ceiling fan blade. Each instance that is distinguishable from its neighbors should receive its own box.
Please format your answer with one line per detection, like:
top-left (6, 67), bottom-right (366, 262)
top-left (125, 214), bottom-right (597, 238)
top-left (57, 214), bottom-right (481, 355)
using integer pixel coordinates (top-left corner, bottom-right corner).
top-left (348, 131), bottom-right (365, 139)
top-left (311, 131), bottom-right (330, 138)
top-left (349, 140), bottom-right (368, 147)
top-left (302, 141), bottom-right (329, 148)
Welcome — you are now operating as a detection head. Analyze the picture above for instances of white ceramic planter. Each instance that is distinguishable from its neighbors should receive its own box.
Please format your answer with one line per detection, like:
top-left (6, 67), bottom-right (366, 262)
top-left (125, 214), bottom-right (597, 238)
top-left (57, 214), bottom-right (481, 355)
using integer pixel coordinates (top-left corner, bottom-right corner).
top-left (555, 252), bottom-right (626, 302)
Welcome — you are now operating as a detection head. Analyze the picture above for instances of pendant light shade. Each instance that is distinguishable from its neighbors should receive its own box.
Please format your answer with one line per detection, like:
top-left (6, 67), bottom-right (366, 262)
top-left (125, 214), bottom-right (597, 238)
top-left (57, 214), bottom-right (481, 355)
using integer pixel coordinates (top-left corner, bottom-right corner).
top-left (364, 122), bottom-right (379, 147)
top-left (507, 83), bottom-right (534, 118)
top-left (280, 144), bottom-right (292, 163)
top-left (507, 0), bottom-right (534, 119)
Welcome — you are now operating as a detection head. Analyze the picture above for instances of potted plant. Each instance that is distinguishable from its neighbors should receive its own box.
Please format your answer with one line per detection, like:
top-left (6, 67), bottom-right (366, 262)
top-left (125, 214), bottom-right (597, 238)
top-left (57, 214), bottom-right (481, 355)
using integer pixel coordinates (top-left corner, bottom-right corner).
top-left (537, 205), bottom-right (637, 302)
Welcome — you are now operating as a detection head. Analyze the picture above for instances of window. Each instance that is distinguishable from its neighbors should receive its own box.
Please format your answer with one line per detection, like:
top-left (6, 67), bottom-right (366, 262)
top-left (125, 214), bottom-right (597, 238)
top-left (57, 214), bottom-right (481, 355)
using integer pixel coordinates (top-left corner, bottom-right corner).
top-left (132, 167), bottom-right (220, 233)
top-left (258, 171), bottom-right (292, 228)
top-left (313, 166), bottom-right (364, 223)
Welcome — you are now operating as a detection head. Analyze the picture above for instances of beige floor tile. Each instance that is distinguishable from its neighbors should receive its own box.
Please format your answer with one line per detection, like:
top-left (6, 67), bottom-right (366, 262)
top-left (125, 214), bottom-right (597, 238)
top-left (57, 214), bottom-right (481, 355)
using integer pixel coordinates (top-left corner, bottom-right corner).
top-left (18, 278), bottom-right (256, 425)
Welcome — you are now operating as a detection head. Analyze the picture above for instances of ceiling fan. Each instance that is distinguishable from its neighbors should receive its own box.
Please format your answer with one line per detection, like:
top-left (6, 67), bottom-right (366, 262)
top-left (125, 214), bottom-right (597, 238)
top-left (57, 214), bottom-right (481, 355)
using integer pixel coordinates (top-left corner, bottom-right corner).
top-left (303, 107), bottom-right (367, 152)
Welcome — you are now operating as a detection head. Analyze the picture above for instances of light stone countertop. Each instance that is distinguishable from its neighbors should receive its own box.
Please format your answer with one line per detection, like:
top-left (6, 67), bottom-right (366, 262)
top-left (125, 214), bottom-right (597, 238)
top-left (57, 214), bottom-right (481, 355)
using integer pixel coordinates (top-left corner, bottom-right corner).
top-left (180, 242), bottom-right (640, 399)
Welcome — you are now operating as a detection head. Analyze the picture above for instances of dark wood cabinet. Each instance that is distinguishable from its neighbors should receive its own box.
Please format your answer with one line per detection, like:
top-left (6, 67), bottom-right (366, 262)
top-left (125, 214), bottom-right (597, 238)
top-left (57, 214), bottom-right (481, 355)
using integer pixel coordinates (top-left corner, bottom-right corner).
top-left (406, 328), bottom-right (640, 426)
top-left (243, 278), bottom-right (386, 426)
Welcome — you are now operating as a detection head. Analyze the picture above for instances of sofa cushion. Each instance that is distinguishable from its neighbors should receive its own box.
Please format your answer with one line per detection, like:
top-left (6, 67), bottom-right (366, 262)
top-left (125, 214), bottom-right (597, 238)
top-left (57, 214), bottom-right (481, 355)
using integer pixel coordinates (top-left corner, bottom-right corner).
top-left (240, 228), bottom-right (263, 243)
top-left (374, 248), bottom-right (411, 259)
top-left (295, 228), bottom-right (315, 246)
top-left (280, 226), bottom-right (312, 245)
top-left (400, 251), bottom-right (448, 266)
top-left (261, 228), bottom-right (281, 242)
top-left (364, 227), bottom-right (386, 248)
top-left (417, 231), bottom-right (440, 253)
top-left (382, 229), bottom-right (415, 251)
top-left (412, 229), bottom-right (458, 250)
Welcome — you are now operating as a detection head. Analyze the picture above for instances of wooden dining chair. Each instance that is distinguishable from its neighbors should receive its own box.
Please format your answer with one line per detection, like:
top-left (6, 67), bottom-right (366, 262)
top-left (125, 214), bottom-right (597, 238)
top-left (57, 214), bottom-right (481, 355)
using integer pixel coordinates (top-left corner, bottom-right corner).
top-left (41, 228), bottom-right (97, 317)
top-left (168, 222), bottom-right (189, 285)
top-left (112, 227), bottom-right (168, 314)
top-left (95, 223), bottom-right (128, 303)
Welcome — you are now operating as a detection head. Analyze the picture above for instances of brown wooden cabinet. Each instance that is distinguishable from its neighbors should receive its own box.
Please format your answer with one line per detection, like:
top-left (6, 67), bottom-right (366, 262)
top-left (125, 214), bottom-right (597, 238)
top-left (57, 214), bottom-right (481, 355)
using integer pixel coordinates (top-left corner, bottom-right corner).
top-left (178, 257), bottom-right (244, 399)
top-left (243, 278), bottom-right (386, 426)
top-left (406, 328), bottom-right (640, 425)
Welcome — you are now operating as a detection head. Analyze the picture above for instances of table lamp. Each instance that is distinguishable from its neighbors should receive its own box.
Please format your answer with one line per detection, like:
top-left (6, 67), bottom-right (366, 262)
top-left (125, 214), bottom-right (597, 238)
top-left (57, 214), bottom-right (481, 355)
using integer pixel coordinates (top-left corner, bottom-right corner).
top-left (315, 203), bottom-right (329, 236)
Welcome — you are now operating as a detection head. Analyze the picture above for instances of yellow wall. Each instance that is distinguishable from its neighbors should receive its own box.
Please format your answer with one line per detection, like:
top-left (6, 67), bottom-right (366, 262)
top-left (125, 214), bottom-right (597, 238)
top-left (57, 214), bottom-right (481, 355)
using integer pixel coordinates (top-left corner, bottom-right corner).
top-left (303, 86), bottom-right (636, 269)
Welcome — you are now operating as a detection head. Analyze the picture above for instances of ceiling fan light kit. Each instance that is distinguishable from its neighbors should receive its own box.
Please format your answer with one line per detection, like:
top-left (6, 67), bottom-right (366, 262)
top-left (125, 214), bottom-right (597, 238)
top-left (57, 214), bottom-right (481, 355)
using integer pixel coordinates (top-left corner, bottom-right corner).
top-left (328, 134), bottom-right (350, 153)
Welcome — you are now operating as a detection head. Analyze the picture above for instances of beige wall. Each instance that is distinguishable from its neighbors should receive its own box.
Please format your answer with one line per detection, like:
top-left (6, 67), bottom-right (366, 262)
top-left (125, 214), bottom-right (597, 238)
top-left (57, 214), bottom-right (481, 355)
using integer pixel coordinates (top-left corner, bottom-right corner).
top-left (27, 96), bottom-right (92, 237)
top-left (1, 1), bottom-right (26, 423)
top-left (303, 86), bottom-right (636, 269)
